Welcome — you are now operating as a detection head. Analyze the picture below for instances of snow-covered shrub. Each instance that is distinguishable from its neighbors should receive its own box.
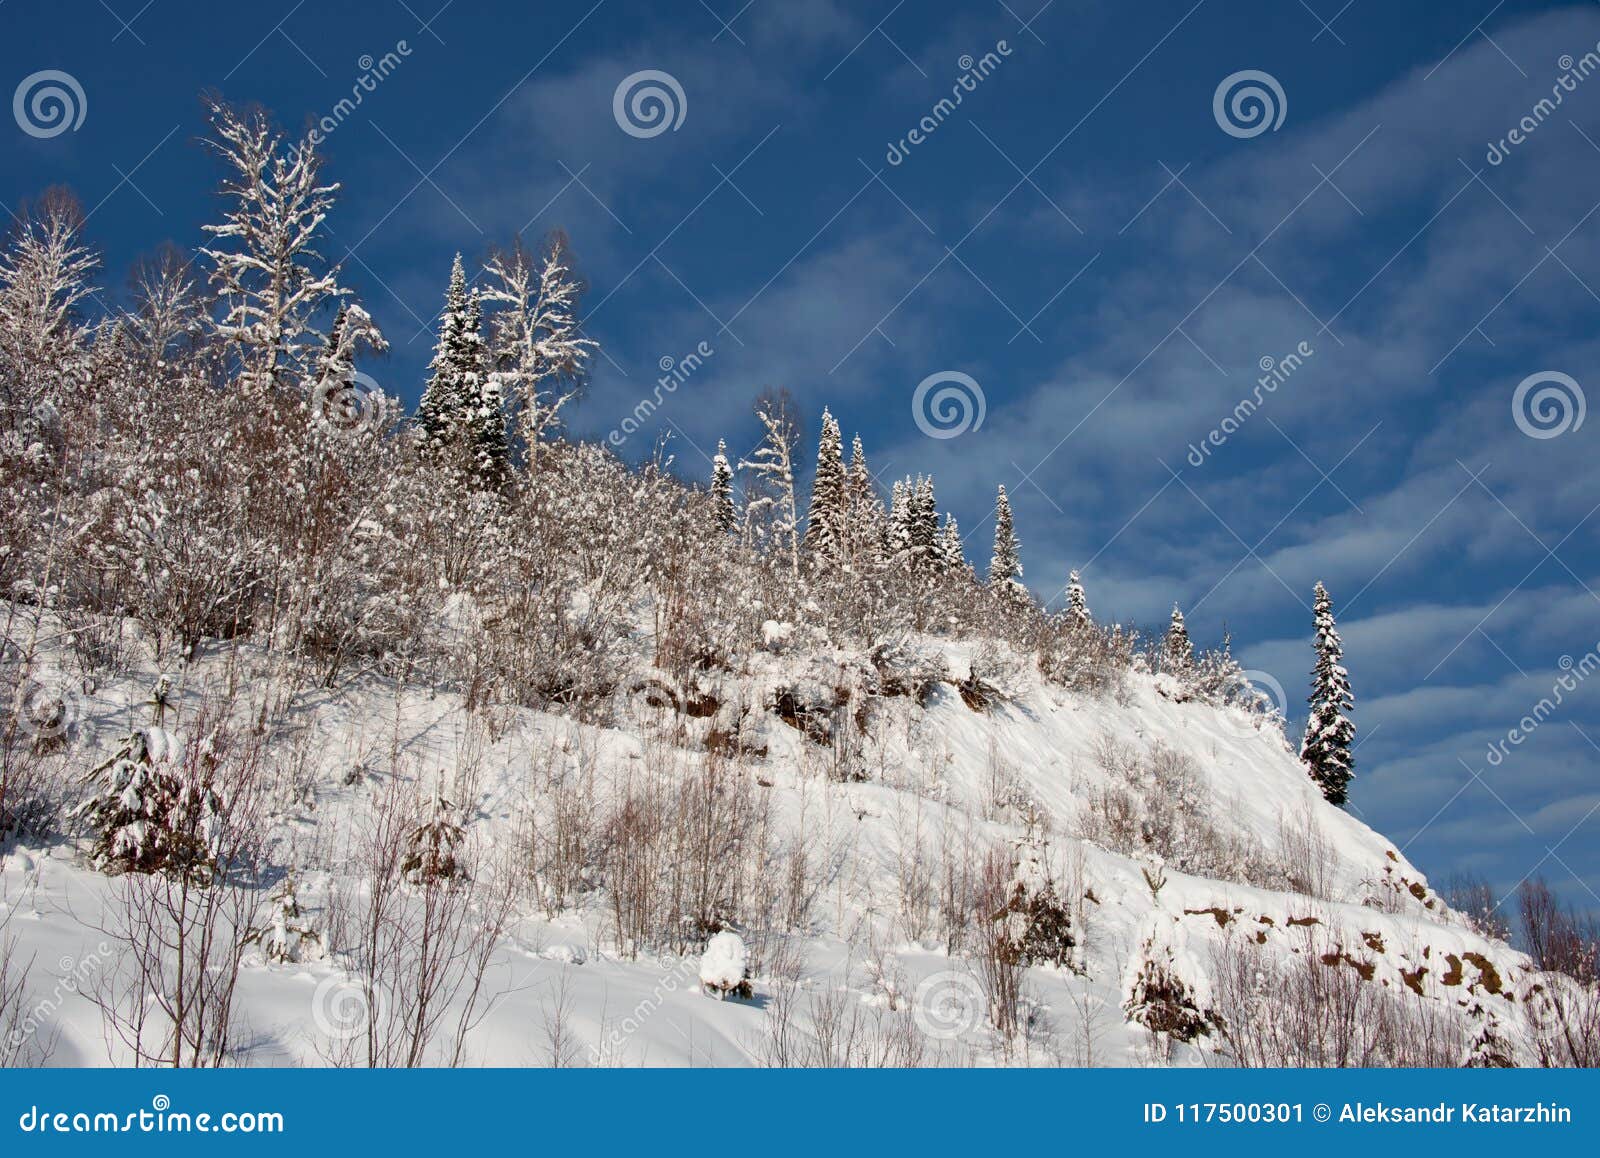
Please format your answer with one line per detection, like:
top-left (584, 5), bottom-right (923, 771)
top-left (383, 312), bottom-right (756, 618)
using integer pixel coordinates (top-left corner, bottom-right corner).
top-left (1276, 807), bottom-right (1336, 901)
top-left (1463, 1003), bottom-right (1515, 1067)
top-left (962, 639), bottom-right (1025, 710)
top-left (869, 637), bottom-right (946, 703)
top-left (1207, 925), bottom-right (1467, 1067)
top-left (760, 620), bottom-right (793, 653)
top-left (699, 930), bottom-right (752, 999)
top-left (1037, 617), bottom-right (1132, 698)
top-left (1077, 738), bottom-right (1274, 887)
top-left (0, 748), bottom-right (60, 841)
top-left (770, 678), bottom-right (841, 748)
top-left (72, 727), bottom-right (225, 880)
top-left (602, 747), bottom-right (768, 957)
top-left (1521, 970), bottom-right (1600, 1067)
top-left (973, 848), bottom-right (1026, 1037)
top-left (1442, 873), bottom-right (1513, 942)
top-left (1123, 916), bottom-right (1213, 1056)
top-left (322, 778), bottom-right (517, 1067)
top-left (0, 682), bottom-right (68, 839)
top-left (516, 733), bottom-right (604, 918)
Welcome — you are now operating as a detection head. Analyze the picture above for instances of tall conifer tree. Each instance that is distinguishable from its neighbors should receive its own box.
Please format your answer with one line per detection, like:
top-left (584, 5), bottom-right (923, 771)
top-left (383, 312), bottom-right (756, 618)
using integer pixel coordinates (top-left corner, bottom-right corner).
top-left (989, 485), bottom-right (1022, 593)
top-left (1301, 581), bottom-right (1356, 805)
top-left (1066, 570), bottom-right (1090, 625)
top-left (1164, 605), bottom-right (1193, 674)
top-left (711, 439), bottom-right (735, 533)
top-left (804, 408), bottom-right (847, 560)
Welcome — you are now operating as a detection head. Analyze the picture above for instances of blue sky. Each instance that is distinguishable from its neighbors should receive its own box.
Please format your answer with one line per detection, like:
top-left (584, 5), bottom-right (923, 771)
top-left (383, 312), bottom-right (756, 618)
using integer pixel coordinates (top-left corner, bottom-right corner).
top-left (5, 0), bottom-right (1600, 917)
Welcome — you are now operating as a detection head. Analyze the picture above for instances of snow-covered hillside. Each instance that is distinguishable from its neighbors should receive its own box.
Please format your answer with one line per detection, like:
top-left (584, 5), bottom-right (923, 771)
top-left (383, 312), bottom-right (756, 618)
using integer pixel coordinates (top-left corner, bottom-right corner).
top-left (0, 624), bottom-right (1566, 1068)
top-left (0, 104), bottom-right (1591, 1070)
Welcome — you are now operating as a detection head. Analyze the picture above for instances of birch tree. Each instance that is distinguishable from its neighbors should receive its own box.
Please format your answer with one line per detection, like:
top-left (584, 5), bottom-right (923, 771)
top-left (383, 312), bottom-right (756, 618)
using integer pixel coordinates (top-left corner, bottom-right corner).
top-left (480, 232), bottom-right (596, 474)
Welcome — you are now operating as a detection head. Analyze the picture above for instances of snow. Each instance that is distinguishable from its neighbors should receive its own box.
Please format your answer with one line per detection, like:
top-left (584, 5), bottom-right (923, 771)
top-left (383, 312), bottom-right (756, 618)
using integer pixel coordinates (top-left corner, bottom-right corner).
top-left (0, 615), bottom-right (1543, 1067)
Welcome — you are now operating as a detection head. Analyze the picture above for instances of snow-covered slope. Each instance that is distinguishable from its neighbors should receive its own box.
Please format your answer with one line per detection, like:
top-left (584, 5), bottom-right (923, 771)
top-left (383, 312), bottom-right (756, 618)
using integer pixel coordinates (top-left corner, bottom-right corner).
top-left (0, 633), bottom-right (1543, 1067)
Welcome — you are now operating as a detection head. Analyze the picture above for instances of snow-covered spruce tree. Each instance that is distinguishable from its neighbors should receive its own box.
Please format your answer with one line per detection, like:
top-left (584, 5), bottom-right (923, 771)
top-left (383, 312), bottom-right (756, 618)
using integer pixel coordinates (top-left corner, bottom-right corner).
top-left (1163, 604), bottom-right (1193, 676)
top-left (462, 288), bottom-right (508, 483)
top-left (1301, 580), bottom-right (1356, 806)
top-left (910, 475), bottom-right (939, 570)
top-left (937, 513), bottom-right (965, 574)
top-left (844, 433), bottom-right (885, 568)
top-left (199, 100), bottom-right (354, 391)
top-left (1066, 569), bottom-right (1090, 625)
top-left (710, 439), bottom-right (736, 533)
top-left (886, 477), bottom-right (911, 562)
top-left (739, 389), bottom-right (801, 578)
top-left (990, 843), bottom-right (1075, 969)
top-left (480, 231), bottom-right (596, 475)
top-left (71, 728), bottom-right (224, 880)
top-left (803, 407), bottom-right (847, 562)
top-left (699, 930), bottom-right (753, 1000)
top-left (416, 254), bottom-right (494, 477)
top-left (402, 789), bottom-right (467, 885)
top-left (415, 252), bottom-right (470, 443)
top-left (253, 871), bottom-right (325, 964)
top-left (1123, 916), bottom-right (1212, 1058)
top-left (988, 484), bottom-right (1024, 598)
